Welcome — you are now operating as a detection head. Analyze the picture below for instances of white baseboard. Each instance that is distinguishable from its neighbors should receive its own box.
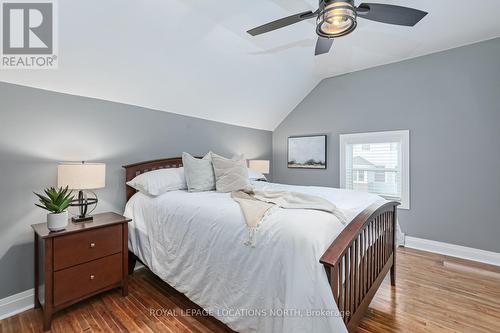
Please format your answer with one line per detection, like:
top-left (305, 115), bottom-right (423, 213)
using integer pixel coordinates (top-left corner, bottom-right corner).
top-left (404, 236), bottom-right (500, 267)
top-left (0, 288), bottom-right (34, 321)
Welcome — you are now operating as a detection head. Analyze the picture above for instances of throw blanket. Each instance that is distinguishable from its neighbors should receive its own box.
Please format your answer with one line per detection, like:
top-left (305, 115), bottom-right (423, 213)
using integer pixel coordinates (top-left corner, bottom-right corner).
top-left (232, 189), bottom-right (347, 246)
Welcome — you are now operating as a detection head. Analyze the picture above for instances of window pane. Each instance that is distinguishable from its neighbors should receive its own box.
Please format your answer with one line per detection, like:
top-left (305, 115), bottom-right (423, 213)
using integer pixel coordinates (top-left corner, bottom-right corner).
top-left (346, 142), bottom-right (401, 199)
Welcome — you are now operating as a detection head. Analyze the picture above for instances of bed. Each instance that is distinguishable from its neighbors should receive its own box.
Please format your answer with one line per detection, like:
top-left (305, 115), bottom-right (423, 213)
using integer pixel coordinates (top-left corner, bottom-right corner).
top-left (123, 157), bottom-right (399, 333)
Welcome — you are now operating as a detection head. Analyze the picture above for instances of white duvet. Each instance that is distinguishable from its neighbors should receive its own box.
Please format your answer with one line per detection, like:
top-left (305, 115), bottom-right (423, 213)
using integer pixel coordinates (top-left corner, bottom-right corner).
top-left (124, 181), bottom-right (384, 333)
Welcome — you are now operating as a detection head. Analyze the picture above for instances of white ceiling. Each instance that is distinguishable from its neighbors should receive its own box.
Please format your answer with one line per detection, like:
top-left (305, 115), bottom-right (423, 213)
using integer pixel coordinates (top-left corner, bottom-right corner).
top-left (1, 0), bottom-right (500, 130)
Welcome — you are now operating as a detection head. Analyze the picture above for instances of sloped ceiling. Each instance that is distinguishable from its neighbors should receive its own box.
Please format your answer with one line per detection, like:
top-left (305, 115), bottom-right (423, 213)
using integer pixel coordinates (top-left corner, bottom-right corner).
top-left (1, 0), bottom-right (500, 130)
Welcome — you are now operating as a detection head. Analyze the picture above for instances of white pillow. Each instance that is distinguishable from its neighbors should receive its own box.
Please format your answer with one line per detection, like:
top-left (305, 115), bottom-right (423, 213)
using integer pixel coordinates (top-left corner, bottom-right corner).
top-left (182, 152), bottom-right (216, 192)
top-left (126, 167), bottom-right (186, 196)
top-left (211, 153), bottom-right (251, 192)
top-left (248, 168), bottom-right (267, 181)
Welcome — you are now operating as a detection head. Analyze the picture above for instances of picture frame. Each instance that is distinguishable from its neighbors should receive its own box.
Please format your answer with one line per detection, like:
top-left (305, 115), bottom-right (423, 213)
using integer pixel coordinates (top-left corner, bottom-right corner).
top-left (287, 135), bottom-right (327, 169)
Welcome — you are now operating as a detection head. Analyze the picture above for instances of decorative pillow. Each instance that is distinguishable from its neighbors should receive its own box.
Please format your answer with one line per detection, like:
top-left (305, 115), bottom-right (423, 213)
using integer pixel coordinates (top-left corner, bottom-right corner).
top-left (126, 167), bottom-right (187, 196)
top-left (248, 168), bottom-right (267, 181)
top-left (182, 152), bottom-right (216, 192)
top-left (211, 153), bottom-right (251, 192)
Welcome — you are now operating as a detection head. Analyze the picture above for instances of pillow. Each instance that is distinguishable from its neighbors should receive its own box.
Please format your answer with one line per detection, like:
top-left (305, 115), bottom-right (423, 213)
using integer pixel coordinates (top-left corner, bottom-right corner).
top-left (248, 168), bottom-right (267, 181)
top-left (182, 152), bottom-right (216, 192)
top-left (126, 167), bottom-right (186, 196)
top-left (211, 153), bottom-right (251, 192)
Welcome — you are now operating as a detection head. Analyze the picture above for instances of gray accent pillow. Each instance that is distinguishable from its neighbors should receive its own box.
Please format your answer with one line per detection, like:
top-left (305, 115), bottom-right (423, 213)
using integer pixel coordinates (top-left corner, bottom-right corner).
top-left (182, 152), bottom-right (216, 192)
top-left (211, 153), bottom-right (251, 193)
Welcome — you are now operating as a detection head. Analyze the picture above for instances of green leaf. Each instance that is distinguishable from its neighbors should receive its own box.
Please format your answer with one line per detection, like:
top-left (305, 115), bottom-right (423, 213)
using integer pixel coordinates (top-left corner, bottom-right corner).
top-left (34, 193), bottom-right (51, 205)
top-left (60, 198), bottom-right (71, 211)
top-left (35, 186), bottom-right (75, 213)
top-left (35, 203), bottom-right (51, 212)
top-left (45, 189), bottom-right (58, 204)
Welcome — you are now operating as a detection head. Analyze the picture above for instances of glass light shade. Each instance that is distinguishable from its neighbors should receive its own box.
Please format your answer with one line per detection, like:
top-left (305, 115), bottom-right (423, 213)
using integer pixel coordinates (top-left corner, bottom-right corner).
top-left (317, 1), bottom-right (357, 38)
top-left (58, 162), bottom-right (106, 190)
top-left (248, 160), bottom-right (270, 174)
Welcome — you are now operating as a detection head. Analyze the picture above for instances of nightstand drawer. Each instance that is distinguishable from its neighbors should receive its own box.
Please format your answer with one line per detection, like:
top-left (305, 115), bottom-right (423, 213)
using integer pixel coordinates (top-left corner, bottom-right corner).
top-left (54, 224), bottom-right (122, 270)
top-left (53, 253), bottom-right (122, 307)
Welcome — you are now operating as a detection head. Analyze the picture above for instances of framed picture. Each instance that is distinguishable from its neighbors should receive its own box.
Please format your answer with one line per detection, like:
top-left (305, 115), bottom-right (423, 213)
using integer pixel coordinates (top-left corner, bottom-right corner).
top-left (287, 135), bottom-right (327, 169)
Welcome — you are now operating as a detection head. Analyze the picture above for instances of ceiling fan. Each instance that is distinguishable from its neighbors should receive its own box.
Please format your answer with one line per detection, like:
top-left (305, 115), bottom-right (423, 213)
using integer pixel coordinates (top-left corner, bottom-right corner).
top-left (247, 0), bottom-right (428, 56)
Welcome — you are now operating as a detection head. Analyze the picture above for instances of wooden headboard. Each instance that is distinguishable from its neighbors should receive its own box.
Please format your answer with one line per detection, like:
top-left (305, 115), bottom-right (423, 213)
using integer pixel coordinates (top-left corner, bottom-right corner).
top-left (123, 157), bottom-right (184, 200)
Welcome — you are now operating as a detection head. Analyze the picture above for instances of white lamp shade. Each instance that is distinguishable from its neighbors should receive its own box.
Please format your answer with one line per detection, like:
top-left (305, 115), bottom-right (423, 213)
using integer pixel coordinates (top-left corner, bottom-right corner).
top-left (58, 162), bottom-right (106, 190)
top-left (248, 160), bottom-right (270, 174)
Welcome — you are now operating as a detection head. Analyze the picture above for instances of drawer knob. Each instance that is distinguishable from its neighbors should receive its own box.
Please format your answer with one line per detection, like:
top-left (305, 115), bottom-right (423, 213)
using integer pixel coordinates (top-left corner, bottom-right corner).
top-left (90, 274), bottom-right (95, 280)
top-left (90, 242), bottom-right (95, 248)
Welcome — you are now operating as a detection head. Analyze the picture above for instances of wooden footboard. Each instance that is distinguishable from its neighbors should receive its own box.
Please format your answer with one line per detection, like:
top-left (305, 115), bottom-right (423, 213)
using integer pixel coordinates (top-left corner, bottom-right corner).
top-left (320, 201), bottom-right (399, 332)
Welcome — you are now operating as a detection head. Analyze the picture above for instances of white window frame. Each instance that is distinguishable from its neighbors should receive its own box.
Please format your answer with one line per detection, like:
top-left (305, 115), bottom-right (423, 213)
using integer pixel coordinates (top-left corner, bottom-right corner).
top-left (339, 130), bottom-right (410, 209)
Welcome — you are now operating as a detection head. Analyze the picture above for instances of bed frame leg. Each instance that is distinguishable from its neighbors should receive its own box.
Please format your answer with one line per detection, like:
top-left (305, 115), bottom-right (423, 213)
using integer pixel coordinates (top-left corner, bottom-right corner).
top-left (390, 263), bottom-right (396, 286)
top-left (390, 206), bottom-right (397, 287)
top-left (128, 250), bottom-right (137, 275)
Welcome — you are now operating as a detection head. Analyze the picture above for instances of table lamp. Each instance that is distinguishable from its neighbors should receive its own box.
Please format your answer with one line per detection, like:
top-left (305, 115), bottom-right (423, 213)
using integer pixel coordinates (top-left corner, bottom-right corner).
top-left (58, 162), bottom-right (106, 222)
top-left (248, 160), bottom-right (270, 174)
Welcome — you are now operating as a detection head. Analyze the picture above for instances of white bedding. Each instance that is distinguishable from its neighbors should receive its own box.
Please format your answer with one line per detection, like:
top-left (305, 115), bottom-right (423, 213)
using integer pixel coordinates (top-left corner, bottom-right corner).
top-left (124, 181), bottom-right (385, 333)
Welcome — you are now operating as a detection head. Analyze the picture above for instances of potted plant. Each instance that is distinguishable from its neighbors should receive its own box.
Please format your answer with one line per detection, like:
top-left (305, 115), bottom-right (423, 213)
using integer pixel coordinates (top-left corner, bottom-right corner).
top-left (34, 186), bottom-right (74, 231)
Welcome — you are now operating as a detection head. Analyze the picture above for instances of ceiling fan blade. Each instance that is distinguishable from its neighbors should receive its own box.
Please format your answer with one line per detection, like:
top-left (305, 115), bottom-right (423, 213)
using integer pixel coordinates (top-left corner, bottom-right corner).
top-left (315, 37), bottom-right (333, 56)
top-left (357, 3), bottom-right (427, 27)
top-left (247, 10), bottom-right (316, 36)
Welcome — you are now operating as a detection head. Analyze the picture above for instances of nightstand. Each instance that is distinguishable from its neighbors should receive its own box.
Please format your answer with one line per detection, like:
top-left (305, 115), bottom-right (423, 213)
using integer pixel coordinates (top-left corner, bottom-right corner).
top-left (31, 212), bottom-right (131, 331)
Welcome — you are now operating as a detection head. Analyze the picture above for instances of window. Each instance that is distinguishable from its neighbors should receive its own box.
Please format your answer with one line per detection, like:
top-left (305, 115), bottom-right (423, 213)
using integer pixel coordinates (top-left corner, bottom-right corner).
top-left (353, 170), bottom-right (367, 183)
top-left (340, 130), bottom-right (410, 209)
top-left (374, 170), bottom-right (386, 182)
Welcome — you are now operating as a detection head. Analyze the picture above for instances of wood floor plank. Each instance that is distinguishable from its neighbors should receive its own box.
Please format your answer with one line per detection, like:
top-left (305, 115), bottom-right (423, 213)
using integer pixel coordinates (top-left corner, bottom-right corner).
top-left (1, 247), bottom-right (499, 332)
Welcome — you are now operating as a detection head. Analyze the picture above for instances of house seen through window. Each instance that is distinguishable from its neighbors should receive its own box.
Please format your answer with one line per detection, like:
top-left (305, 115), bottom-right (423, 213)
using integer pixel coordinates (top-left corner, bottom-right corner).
top-left (340, 130), bottom-right (410, 209)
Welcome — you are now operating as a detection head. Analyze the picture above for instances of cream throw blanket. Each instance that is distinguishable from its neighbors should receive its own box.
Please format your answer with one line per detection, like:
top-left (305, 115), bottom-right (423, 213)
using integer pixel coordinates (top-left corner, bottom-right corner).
top-left (232, 189), bottom-right (347, 246)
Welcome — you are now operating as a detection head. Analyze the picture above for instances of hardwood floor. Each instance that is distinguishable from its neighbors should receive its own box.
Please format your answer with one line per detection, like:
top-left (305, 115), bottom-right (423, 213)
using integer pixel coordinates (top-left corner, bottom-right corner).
top-left (1, 247), bottom-right (499, 333)
top-left (357, 248), bottom-right (500, 333)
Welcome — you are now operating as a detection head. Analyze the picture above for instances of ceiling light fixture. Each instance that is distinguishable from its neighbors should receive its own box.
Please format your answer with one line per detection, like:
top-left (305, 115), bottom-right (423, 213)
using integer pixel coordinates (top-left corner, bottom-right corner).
top-left (247, 0), bottom-right (428, 56)
top-left (317, 0), bottom-right (357, 38)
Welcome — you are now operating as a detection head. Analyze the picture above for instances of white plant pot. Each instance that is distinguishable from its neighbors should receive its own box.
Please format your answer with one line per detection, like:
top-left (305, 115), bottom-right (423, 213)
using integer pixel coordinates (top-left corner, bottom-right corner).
top-left (47, 211), bottom-right (69, 231)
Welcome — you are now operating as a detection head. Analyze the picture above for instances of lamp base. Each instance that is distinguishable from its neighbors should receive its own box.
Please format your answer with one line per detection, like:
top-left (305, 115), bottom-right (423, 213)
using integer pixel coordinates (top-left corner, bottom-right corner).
top-left (72, 215), bottom-right (94, 223)
top-left (69, 190), bottom-right (98, 223)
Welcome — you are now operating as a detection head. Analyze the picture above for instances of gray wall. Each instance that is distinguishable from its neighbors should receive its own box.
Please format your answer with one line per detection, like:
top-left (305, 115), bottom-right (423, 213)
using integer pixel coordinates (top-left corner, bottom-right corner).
top-left (273, 38), bottom-right (500, 253)
top-left (0, 82), bottom-right (272, 298)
